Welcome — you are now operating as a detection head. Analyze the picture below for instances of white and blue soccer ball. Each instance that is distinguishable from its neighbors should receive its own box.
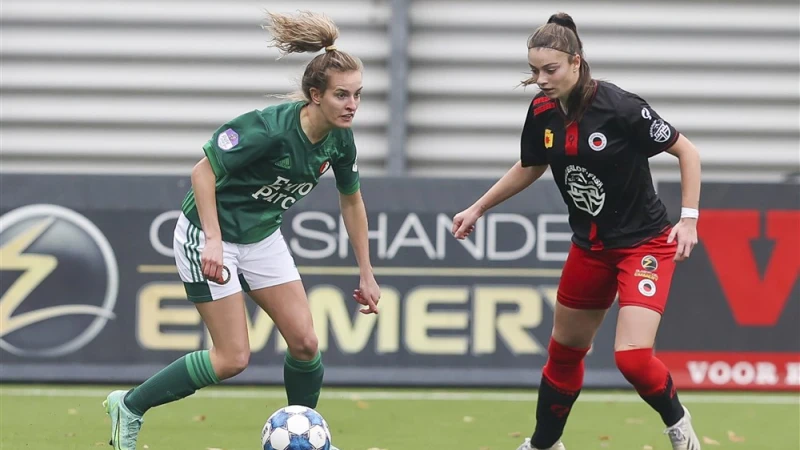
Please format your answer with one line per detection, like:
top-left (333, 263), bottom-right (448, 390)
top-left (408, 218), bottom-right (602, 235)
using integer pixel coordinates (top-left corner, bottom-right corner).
top-left (262, 405), bottom-right (332, 450)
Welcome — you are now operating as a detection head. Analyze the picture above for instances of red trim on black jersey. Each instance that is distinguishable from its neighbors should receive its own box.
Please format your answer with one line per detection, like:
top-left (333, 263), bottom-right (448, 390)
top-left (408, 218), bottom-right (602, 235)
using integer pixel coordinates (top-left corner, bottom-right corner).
top-left (533, 96), bottom-right (551, 106)
top-left (589, 222), bottom-right (604, 251)
top-left (534, 102), bottom-right (555, 116)
top-left (565, 122), bottom-right (579, 156)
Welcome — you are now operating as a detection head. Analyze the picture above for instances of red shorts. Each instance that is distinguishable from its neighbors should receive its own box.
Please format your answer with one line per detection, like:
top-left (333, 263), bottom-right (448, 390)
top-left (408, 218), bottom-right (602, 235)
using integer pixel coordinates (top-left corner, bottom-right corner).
top-left (557, 230), bottom-right (677, 314)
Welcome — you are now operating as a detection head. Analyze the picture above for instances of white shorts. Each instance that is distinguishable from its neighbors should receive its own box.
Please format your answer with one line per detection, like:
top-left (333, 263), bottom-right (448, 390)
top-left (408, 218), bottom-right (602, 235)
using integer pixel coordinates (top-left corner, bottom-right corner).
top-left (173, 213), bottom-right (301, 302)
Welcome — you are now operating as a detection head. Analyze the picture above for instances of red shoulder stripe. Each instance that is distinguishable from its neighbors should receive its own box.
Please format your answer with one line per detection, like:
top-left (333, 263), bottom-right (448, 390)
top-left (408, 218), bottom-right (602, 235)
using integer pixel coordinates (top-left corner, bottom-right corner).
top-left (533, 102), bottom-right (555, 116)
top-left (533, 96), bottom-right (550, 106)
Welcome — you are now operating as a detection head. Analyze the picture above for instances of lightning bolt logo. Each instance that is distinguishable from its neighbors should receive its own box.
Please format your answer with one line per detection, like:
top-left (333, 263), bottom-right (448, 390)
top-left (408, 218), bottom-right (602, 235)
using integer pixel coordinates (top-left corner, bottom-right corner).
top-left (0, 216), bottom-right (114, 342)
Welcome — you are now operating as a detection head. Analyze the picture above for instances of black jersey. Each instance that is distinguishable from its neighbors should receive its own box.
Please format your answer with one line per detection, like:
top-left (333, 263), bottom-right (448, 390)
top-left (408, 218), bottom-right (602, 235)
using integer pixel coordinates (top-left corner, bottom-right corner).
top-left (520, 81), bottom-right (679, 250)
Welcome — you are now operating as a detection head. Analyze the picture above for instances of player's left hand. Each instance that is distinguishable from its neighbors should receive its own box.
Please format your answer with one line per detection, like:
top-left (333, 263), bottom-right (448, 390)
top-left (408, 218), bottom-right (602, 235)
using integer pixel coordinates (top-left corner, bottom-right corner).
top-left (667, 218), bottom-right (698, 262)
top-left (353, 273), bottom-right (380, 315)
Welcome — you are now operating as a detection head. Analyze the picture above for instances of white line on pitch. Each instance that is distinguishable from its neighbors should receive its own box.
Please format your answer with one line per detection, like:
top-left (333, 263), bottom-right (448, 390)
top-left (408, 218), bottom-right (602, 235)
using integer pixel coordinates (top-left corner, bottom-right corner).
top-left (0, 388), bottom-right (797, 405)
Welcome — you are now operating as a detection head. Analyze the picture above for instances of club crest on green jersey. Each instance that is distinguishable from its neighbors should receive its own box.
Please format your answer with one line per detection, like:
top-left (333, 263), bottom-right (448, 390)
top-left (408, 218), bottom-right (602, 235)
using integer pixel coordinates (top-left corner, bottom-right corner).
top-left (319, 160), bottom-right (330, 174)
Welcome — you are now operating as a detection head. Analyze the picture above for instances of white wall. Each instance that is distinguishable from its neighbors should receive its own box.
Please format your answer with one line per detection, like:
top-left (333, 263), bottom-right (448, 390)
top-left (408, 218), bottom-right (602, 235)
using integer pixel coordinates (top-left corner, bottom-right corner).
top-left (407, 0), bottom-right (800, 180)
top-left (2, 0), bottom-right (798, 180)
top-left (1, 0), bottom-right (390, 174)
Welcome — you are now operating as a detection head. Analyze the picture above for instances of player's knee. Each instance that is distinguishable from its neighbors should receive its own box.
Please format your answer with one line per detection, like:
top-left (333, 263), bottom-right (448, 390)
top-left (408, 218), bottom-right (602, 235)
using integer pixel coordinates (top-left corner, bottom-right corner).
top-left (547, 338), bottom-right (589, 366)
top-left (217, 348), bottom-right (250, 379)
top-left (614, 348), bottom-right (652, 383)
top-left (613, 342), bottom-right (649, 352)
top-left (288, 333), bottom-right (319, 361)
top-left (551, 307), bottom-right (606, 349)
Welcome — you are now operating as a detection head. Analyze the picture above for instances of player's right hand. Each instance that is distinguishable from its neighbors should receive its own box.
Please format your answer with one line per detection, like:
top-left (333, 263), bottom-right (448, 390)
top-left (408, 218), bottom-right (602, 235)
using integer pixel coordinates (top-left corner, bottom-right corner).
top-left (452, 206), bottom-right (481, 240)
top-left (201, 238), bottom-right (225, 284)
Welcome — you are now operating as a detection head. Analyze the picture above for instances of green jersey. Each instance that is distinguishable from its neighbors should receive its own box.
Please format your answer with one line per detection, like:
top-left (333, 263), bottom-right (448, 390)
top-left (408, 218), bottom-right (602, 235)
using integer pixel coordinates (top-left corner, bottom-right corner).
top-left (181, 101), bottom-right (360, 244)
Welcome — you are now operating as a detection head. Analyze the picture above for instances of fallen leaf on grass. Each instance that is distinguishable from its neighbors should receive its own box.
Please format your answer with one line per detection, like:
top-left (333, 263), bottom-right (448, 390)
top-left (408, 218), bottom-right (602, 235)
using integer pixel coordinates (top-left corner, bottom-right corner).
top-left (356, 400), bottom-right (370, 409)
top-left (65, 433), bottom-right (76, 437)
top-left (703, 436), bottom-right (720, 445)
top-left (67, 408), bottom-right (78, 415)
top-left (508, 431), bottom-right (522, 438)
top-left (625, 417), bottom-right (645, 425)
top-left (643, 446), bottom-right (653, 450)
top-left (463, 416), bottom-right (475, 423)
top-left (193, 415), bottom-right (207, 422)
top-left (728, 430), bottom-right (746, 443)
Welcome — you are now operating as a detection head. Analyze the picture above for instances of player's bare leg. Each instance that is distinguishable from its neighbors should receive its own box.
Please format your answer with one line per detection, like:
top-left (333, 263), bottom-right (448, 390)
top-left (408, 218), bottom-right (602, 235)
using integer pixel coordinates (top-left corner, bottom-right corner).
top-left (195, 292), bottom-right (251, 380)
top-left (523, 303), bottom-right (607, 450)
top-left (552, 303), bottom-right (608, 348)
top-left (250, 281), bottom-right (341, 449)
top-left (249, 281), bottom-right (324, 407)
top-left (106, 292), bottom-right (247, 449)
top-left (615, 306), bottom-right (700, 450)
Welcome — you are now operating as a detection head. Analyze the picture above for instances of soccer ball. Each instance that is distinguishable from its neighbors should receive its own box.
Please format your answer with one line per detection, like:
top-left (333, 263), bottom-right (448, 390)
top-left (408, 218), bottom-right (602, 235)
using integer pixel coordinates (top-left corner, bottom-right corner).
top-left (262, 405), bottom-right (332, 450)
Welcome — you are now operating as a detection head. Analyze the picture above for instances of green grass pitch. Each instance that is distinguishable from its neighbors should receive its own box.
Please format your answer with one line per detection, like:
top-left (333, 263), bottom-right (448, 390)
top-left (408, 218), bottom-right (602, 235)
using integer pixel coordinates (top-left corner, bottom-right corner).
top-left (0, 385), bottom-right (797, 449)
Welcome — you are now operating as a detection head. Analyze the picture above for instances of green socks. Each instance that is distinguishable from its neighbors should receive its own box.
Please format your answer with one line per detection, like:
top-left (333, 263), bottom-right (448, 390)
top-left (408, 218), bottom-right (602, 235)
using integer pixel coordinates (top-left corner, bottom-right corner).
top-left (124, 350), bottom-right (220, 416)
top-left (122, 350), bottom-right (323, 415)
top-left (284, 352), bottom-right (324, 408)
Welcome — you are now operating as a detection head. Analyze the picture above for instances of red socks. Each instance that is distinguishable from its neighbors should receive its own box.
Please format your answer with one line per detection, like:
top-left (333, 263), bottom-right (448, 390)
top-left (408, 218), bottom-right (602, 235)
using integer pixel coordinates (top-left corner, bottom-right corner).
top-left (614, 348), bottom-right (670, 395)
top-left (542, 338), bottom-right (590, 392)
top-left (532, 339), bottom-right (590, 449)
top-left (615, 348), bottom-right (685, 426)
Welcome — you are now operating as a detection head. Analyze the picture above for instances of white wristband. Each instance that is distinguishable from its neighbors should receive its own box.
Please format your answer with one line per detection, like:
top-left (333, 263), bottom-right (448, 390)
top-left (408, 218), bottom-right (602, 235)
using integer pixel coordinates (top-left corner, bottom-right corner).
top-left (681, 207), bottom-right (699, 219)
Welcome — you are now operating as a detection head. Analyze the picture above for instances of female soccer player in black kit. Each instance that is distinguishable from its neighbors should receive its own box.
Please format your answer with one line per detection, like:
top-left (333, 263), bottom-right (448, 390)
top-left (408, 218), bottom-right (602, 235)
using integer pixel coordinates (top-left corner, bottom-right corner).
top-left (452, 13), bottom-right (703, 450)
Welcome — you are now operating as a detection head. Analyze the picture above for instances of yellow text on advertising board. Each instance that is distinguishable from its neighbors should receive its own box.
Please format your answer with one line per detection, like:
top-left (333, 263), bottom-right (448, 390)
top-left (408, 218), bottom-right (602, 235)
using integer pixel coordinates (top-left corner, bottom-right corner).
top-left (137, 283), bottom-right (560, 356)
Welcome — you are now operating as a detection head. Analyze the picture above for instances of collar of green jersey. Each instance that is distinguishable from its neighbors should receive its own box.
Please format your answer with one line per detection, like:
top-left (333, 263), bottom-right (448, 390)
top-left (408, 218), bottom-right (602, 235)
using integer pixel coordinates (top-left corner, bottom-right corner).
top-left (294, 101), bottom-right (332, 151)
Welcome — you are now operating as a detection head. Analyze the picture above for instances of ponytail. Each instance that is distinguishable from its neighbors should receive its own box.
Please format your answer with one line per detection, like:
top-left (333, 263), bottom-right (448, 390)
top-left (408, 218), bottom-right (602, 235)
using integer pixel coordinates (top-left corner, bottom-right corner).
top-left (263, 11), bottom-right (363, 102)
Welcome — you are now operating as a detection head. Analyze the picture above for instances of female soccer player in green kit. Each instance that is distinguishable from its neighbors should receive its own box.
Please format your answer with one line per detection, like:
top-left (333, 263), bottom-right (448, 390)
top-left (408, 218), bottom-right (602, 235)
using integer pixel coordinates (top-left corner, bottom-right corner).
top-left (104, 11), bottom-right (380, 450)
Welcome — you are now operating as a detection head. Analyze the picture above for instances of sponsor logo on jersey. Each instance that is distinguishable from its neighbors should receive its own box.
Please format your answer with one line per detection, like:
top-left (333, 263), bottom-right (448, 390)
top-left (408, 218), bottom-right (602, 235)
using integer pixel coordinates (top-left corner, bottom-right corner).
top-left (544, 129), bottom-right (553, 149)
top-left (649, 119), bottom-right (671, 143)
top-left (251, 176), bottom-right (315, 210)
top-left (0, 205), bottom-right (119, 357)
top-left (565, 165), bottom-right (606, 217)
top-left (217, 128), bottom-right (239, 151)
top-left (641, 255), bottom-right (658, 272)
top-left (588, 132), bottom-right (607, 151)
top-left (319, 161), bottom-right (331, 175)
top-left (634, 269), bottom-right (659, 281)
